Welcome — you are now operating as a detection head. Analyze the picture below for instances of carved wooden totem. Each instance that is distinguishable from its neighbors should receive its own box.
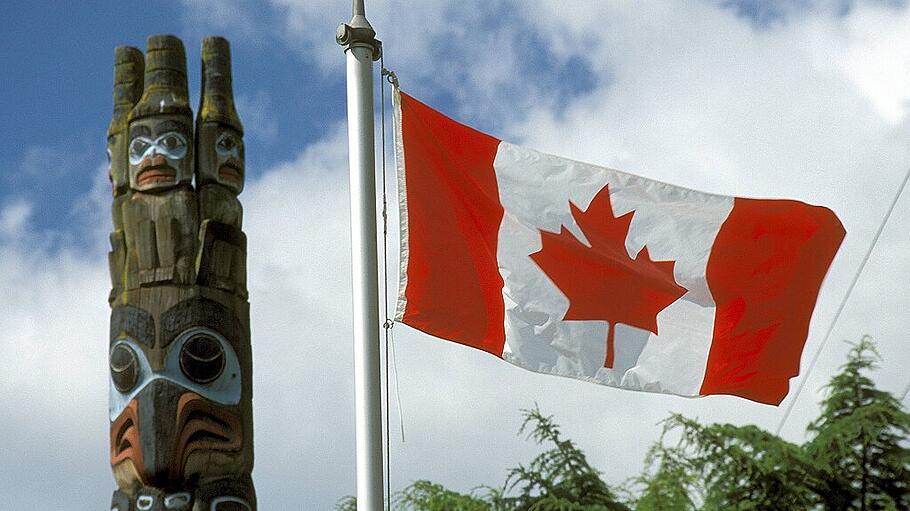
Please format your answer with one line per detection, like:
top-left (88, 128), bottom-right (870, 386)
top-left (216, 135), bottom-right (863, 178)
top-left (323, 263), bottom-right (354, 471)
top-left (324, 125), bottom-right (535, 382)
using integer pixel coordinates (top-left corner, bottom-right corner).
top-left (107, 35), bottom-right (254, 511)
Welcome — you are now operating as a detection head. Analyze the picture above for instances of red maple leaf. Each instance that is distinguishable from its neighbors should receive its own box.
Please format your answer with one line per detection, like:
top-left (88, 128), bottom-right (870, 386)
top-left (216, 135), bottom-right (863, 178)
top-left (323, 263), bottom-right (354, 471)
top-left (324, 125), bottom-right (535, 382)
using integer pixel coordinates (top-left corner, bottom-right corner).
top-left (529, 184), bottom-right (687, 368)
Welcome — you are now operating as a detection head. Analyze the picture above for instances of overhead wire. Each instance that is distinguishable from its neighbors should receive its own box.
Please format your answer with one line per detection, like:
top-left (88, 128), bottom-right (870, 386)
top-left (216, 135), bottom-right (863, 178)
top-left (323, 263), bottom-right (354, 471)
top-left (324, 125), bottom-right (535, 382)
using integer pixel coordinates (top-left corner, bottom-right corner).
top-left (775, 164), bottom-right (910, 435)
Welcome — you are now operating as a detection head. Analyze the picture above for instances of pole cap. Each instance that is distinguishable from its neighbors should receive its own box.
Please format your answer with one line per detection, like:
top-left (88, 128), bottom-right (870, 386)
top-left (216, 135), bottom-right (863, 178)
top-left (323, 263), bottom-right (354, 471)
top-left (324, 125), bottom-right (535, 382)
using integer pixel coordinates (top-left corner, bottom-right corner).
top-left (198, 36), bottom-right (243, 133)
top-left (129, 34), bottom-right (192, 122)
top-left (108, 46), bottom-right (144, 138)
top-left (336, 0), bottom-right (381, 59)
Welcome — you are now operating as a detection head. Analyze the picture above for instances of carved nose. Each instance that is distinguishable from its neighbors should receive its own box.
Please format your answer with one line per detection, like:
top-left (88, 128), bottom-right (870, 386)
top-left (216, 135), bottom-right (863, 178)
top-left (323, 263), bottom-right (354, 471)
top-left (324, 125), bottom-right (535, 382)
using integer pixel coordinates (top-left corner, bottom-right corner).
top-left (134, 379), bottom-right (188, 487)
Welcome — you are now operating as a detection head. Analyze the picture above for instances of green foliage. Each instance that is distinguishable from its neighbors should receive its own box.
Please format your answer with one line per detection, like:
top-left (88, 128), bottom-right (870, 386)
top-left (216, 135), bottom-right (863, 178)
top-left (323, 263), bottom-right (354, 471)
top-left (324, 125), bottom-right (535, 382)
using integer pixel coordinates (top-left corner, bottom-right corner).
top-left (806, 336), bottom-right (910, 510)
top-left (631, 438), bottom-right (698, 511)
top-left (499, 406), bottom-right (629, 511)
top-left (657, 416), bottom-right (816, 510)
top-left (335, 495), bottom-right (356, 511)
top-left (369, 406), bottom-right (629, 511)
top-left (394, 481), bottom-right (500, 511)
top-left (338, 337), bottom-right (909, 510)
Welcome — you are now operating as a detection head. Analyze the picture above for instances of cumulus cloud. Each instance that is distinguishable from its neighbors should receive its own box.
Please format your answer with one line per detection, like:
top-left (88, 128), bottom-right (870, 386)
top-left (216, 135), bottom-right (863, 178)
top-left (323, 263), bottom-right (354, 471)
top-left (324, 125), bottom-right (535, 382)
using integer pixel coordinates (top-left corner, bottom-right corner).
top-left (5, 1), bottom-right (910, 509)
top-left (178, 0), bottom-right (273, 46)
top-left (509, 0), bottom-right (910, 428)
top-left (0, 128), bottom-right (356, 509)
top-left (0, 199), bottom-right (112, 509)
top-left (0, 199), bottom-right (32, 238)
top-left (247, 0), bottom-right (910, 492)
top-left (236, 91), bottom-right (280, 144)
top-left (835, 4), bottom-right (910, 123)
top-left (216, 0), bottom-right (598, 134)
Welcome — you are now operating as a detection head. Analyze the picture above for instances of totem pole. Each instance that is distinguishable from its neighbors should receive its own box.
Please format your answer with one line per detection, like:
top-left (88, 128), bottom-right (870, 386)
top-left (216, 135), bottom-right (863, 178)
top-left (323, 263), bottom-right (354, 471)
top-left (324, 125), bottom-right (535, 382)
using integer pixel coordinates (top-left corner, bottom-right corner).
top-left (106, 35), bottom-right (254, 511)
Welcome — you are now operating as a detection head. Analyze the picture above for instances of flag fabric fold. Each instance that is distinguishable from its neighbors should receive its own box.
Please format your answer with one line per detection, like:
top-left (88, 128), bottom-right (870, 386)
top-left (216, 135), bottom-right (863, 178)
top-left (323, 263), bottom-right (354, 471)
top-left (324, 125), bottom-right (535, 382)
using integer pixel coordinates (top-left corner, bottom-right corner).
top-left (393, 88), bottom-right (845, 405)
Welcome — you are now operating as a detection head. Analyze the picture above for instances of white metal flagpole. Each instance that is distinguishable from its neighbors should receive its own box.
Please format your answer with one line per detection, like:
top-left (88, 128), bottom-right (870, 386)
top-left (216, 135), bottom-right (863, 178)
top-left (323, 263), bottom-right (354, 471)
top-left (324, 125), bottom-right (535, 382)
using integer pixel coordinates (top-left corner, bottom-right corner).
top-left (337, 1), bottom-right (384, 509)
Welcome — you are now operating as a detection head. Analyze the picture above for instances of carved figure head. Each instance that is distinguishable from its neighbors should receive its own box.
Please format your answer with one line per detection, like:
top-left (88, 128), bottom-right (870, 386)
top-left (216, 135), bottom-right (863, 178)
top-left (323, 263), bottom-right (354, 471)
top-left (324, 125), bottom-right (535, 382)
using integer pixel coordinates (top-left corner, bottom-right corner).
top-left (196, 37), bottom-right (244, 194)
top-left (128, 35), bottom-right (194, 192)
top-left (108, 46), bottom-right (144, 198)
top-left (108, 299), bottom-right (253, 506)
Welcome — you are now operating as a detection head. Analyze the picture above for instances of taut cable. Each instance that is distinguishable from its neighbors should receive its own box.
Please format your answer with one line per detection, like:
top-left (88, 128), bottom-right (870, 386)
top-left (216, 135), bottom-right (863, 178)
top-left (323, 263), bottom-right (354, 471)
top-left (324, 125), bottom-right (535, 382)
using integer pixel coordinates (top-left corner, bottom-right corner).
top-left (776, 164), bottom-right (910, 435)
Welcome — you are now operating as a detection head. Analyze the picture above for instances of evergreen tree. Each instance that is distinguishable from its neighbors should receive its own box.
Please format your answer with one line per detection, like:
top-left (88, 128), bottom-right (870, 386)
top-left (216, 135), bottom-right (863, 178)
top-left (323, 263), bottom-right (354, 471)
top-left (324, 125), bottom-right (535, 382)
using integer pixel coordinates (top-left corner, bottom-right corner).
top-left (499, 406), bottom-right (630, 511)
top-left (632, 436), bottom-right (698, 511)
top-left (806, 336), bottom-right (910, 510)
top-left (357, 406), bottom-right (631, 511)
top-left (393, 480), bottom-right (499, 511)
top-left (658, 415), bottom-right (816, 510)
top-left (335, 495), bottom-right (356, 511)
top-left (336, 337), bottom-right (909, 510)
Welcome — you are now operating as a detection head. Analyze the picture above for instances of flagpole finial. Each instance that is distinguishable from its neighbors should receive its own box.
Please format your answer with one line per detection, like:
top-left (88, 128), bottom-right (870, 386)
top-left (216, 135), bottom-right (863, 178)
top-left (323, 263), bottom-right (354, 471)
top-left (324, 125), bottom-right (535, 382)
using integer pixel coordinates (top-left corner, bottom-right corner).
top-left (336, 0), bottom-right (381, 59)
top-left (352, 0), bottom-right (365, 17)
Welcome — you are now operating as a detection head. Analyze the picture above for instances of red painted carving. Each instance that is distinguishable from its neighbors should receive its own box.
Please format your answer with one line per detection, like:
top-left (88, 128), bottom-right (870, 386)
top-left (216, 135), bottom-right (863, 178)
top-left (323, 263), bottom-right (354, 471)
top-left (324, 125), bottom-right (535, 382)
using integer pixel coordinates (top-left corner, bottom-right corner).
top-left (110, 399), bottom-right (143, 472)
top-left (172, 392), bottom-right (243, 481)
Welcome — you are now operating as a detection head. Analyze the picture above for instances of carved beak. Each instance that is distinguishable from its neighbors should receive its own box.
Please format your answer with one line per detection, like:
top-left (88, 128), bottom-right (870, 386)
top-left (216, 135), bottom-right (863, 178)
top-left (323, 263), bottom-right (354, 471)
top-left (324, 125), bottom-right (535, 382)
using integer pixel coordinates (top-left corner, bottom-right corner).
top-left (110, 379), bottom-right (184, 486)
top-left (172, 392), bottom-right (243, 481)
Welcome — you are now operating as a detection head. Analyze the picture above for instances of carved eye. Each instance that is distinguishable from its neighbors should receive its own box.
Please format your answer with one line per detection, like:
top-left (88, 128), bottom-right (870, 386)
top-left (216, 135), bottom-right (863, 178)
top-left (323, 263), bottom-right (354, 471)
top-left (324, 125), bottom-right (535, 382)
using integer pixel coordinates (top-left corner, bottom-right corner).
top-left (211, 497), bottom-right (252, 511)
top-left (216, 132), bottom-right (240, 157)
top-left (110, 344), bottom-right (139, 393)
top-left (218, 136), bottom-right (234, 150)
top-left (128, 138), bottom-right (151, 162)
top-left (163, 492), bottom-right (191, 509)
top-left (161, 134), bottom-right (184, 151)
top-left (180, 334), bottom-right (225, 384)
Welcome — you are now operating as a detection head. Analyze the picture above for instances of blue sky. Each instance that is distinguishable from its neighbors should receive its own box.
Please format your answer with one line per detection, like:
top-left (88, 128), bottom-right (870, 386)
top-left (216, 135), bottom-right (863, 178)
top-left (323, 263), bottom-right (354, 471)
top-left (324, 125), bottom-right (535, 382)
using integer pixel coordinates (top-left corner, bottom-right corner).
top-left (0, 1), bottom-right (339, 243)
top-left (0, 0), bottom-right (601, 244)
top-left (0, 0), bottom-right (897, 239)
top-left (1, 1), bottom-right (910, 510)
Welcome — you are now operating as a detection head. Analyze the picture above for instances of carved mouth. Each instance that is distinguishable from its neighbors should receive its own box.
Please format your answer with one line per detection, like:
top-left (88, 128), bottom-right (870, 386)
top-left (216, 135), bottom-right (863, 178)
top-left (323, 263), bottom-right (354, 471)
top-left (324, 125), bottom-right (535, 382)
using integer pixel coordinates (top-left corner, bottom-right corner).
top-left (138, 156), bottom-right (176, 186)
top-left (218, 160), bottom-right (243, 184)
top-left (171, 393), bottom-right (242, 480)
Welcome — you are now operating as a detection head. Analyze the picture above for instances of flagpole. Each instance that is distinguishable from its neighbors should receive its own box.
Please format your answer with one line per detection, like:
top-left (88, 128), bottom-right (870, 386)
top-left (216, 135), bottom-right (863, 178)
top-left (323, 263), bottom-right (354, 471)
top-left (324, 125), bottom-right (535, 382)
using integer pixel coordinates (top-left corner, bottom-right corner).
top-left (337, 1), bottom-right (384, 510)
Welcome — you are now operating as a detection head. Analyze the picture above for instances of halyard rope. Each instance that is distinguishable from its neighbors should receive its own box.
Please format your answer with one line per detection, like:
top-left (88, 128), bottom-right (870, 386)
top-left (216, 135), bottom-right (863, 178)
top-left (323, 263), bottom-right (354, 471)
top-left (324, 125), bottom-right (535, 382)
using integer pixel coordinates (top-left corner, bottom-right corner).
top-left (381, 66), bottom-right (404, 444)
top-left (379, 56), bottom-right (405, 510)
top-left (379, 55), bottom-right (390, 511)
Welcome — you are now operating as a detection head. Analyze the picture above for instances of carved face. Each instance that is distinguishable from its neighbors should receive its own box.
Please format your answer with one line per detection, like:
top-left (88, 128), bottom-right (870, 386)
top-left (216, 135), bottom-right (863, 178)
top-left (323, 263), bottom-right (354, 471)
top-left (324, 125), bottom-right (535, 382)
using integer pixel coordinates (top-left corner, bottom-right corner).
top-left (128, 116), bottom-right (193, 192)
top-left (108, 299), bottom-right (252, 491)
top-left (198, 123), bottom-right (244, 193)
top-left (108, 132), bottom-right (130, 197)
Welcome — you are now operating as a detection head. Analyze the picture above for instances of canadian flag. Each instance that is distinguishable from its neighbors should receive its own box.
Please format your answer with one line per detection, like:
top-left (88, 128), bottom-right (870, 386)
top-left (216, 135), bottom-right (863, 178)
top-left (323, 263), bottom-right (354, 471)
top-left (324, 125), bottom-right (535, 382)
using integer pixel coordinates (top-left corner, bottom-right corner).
top-left (393, 89), bottom-right (845, 405)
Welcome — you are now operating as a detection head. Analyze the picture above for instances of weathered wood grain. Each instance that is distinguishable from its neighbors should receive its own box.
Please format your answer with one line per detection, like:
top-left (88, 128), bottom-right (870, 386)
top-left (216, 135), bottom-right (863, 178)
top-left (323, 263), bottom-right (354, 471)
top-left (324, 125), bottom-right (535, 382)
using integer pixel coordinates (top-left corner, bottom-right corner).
top-left (107, 35), bottom-right (255, 511)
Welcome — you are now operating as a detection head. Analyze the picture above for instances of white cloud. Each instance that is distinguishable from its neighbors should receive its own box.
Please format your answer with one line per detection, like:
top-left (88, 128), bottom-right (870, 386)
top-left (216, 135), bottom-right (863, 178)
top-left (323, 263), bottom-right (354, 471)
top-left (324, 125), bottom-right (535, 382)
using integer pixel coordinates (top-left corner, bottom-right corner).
top-left (4, 1), bottom-right (910, 509)
top-left (835, 4), bottom-right (910, 123)
top-left (0, 199), bottom-right (32, 238)
top-left (241, 125), bottom-right (359, 507)
top-left (0, 207), bottom-right (112, 510)
top-left (179, 0), bottom-right (270, 45)
top-left (254, 0), bottom-right (910, 491)
top-left (19, 145), bottom-right (65, 178)
top-left (236, 91), bottom-right (280, 144)
top-left (231, 0), bottom-right (595, 131)
top-left (504, 0), bottom-right (910, 442)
